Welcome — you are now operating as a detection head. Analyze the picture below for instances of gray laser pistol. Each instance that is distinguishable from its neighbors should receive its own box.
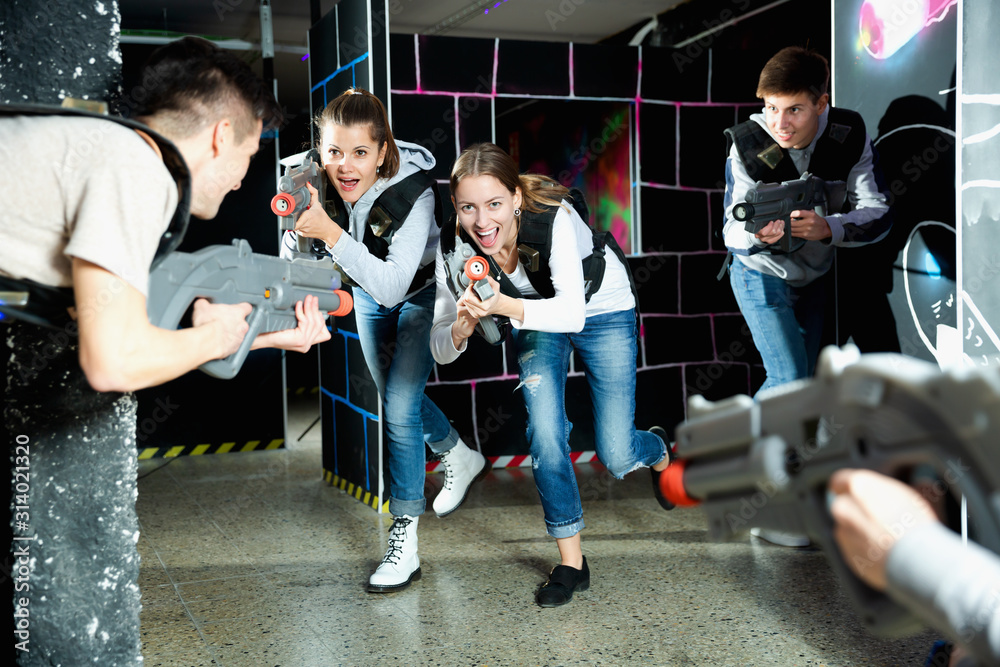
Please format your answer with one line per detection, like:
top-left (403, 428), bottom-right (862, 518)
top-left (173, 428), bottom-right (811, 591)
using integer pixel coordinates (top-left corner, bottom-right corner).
top-left (442, 240), bottom-right (502, 344)
top-left (271, 150), bottom-right (326, 254)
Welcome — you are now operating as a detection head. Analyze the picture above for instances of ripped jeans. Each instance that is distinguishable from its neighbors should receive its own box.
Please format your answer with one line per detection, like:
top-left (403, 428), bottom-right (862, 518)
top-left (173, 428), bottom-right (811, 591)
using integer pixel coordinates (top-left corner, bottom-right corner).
top-left (513, 308), bottom-right (666, 539)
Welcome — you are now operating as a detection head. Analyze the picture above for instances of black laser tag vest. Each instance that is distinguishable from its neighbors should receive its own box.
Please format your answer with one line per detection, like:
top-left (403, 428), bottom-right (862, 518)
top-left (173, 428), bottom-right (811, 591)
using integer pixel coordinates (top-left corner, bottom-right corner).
top-left (725, 106), bottom-right (866, 204)
top-left (440, 187), bottom-right (639, 343)
top-left (718, 106), bottom-right (868, 272)
top-left (0, 102), bottom-right (192, 329)
top-left (323, 170), bottom-right (443, 295)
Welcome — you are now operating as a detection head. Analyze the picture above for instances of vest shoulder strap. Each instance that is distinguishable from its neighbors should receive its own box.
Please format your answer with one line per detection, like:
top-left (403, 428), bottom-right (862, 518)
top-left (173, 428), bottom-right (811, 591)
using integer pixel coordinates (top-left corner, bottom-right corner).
top-left (516, 200), bottom-right (560, 300)
top-left (807, 106), bottom-right (867, 184)
top-left (724, 119), bottom-right (800, 183)
top-left (368, 170), bottom-right (439, 239)
top-left (358, 169), bottom-right (440, 294)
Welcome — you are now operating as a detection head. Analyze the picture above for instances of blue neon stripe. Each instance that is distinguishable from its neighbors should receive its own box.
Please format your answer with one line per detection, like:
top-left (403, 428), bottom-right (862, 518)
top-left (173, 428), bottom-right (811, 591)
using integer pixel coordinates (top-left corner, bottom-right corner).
top-left (325, 389), bottom-right (337, 476)
top-left (342, 333), bottom-right (350, 405)
top-left (322, 327), bottom-right (378, 490)
top-left (310, 52), bottom-right (370, 93)
top-left (320, 387), bottom-right (379, 423)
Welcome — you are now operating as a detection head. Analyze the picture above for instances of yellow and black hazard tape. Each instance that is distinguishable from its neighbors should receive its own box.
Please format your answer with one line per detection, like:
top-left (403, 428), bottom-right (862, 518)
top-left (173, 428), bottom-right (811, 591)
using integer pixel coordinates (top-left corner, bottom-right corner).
top-left (324, 469), bottom-right (389, 512)
top-left (138, 439), bottom-right (285, 460)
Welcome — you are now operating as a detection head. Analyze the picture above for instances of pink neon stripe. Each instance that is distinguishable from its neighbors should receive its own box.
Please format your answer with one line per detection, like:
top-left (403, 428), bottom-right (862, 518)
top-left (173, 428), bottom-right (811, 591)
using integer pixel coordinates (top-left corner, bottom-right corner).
top-left (389, 88), bottom-right (492, 98)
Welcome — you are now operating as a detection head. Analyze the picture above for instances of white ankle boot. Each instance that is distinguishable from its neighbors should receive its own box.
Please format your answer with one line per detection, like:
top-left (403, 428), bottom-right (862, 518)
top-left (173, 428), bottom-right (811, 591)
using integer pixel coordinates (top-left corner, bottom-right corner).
top-left (432, 440), bottom-right (491, 517)
top-left (368, 515), bottom-right (421, 592)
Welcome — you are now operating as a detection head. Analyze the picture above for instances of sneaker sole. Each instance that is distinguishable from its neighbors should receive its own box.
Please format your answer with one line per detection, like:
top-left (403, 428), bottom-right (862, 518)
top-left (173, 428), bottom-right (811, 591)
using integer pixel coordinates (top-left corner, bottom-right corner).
top-left (435, 458), bottom-right (493, 518)
top-left (367, 567), bottom-right (422, 593)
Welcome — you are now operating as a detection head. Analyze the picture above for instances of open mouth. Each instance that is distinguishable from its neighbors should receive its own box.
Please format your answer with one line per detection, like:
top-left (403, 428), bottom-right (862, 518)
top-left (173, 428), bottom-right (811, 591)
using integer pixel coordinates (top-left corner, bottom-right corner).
top-left (338, 178), bottom-right (360, 191)
top-left (476, 228), bottom-right (499, 248)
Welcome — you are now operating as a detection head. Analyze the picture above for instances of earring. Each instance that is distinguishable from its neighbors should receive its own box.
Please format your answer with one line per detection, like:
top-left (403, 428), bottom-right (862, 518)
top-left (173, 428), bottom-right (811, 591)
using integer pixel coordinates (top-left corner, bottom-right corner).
top-left (514, 208), bottom-right (521, 217)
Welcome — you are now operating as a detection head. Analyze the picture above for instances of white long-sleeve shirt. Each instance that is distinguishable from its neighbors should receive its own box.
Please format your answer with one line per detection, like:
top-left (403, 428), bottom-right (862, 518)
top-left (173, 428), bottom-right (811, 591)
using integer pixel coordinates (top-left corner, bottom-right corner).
top-left (430, 201), bottom-right (634, 364)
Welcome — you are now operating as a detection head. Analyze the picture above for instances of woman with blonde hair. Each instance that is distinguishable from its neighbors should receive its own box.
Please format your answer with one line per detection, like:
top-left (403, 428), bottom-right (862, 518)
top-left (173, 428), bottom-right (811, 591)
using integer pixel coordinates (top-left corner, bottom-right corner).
top-left (292, 89), bottom-right (490, 593)
top-left (430, 142), bottom-right (673, 607)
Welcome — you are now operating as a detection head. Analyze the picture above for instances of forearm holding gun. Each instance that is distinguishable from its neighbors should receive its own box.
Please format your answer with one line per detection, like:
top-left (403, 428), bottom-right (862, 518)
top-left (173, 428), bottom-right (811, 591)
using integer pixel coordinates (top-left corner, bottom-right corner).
top-left (660, 345), bottom-right (1000, 638)
top-left (442, 240), bottom-right (502, 344)
top-left (732, 172), bottom-right (827, 252)
top-left (147, 239), bottom-right (353, 379)
top-left (272, 149), bottom-right (325, 255)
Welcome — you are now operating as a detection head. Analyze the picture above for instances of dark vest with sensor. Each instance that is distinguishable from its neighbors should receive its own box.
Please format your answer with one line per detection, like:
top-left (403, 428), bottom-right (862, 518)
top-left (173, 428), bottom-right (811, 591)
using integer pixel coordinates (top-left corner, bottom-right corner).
top-left (323, 170), bottom-right (442, 295)
top-left (440, 187), bottom-right (639, 343)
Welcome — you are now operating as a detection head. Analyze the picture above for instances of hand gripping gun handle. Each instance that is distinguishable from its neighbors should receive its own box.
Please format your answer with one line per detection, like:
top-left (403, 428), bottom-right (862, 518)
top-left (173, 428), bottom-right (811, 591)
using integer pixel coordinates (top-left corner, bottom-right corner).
top-left (147, 239), bottom-right (353, 379)
top-left (442, 240), bottom-right (502, 345)
top-left (659, 345), bottom-right (1000, 638)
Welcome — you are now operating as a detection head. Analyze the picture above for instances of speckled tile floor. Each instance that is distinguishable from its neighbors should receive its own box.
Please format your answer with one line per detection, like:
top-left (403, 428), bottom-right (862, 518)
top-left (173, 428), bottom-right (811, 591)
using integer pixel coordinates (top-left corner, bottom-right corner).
top-left (135, 396), bottom-right (940, 667)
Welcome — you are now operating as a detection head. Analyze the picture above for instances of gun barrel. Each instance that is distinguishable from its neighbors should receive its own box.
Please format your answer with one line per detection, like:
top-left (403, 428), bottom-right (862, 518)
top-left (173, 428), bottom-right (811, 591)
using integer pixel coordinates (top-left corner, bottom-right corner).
top-left (732, 198), bottom-right (796, 223)
top-left (661, 434), bottom-right (790, 506)
top-left (288, 260), bottom-right (343, 292)
top-left (271, 189), bottom-right (309, 217)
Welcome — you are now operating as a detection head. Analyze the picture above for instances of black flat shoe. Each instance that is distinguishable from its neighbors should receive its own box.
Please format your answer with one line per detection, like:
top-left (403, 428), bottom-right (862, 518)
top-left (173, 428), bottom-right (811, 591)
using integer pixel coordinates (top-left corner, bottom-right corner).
top-left (649, 426), bottom-right (675, 511)
top-left (536, 556), bottom-right (590, 607)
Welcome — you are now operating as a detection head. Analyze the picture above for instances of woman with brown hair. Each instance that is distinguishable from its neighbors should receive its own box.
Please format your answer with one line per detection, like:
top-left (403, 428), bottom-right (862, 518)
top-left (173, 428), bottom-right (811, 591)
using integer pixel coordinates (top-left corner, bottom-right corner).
top-left (292, 89), bottom-right (490, 593)
top-left (430, 142), bottom-right (672, 607)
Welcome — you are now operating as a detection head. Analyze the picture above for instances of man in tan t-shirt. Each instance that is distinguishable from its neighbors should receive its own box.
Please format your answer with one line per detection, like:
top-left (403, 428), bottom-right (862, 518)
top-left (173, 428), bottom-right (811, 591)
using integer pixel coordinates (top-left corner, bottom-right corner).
top-left (2, 37), bottom-right (329, 666)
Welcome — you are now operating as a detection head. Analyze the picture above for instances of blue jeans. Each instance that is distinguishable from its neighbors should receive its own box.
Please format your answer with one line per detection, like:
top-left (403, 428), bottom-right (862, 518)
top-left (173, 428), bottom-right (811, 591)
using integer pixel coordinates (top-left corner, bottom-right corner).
top-left (729, 259), bottom-right (828, 395)
top-left (514, 309), bottom-right (666, 539)
top-left (353, 286), bottom-right (458, 517)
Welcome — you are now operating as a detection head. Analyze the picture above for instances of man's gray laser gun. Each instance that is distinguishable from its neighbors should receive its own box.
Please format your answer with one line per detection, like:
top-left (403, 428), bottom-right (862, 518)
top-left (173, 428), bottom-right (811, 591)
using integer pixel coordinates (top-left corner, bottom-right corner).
top-left (659, 345), bottom-right (1000, 639)
top-left (148, 239), bottom-right (353, 379)
top-left (732, 172), bottom-right (827, 252)
top-left (272, 150), bottom-right (325, 254)
top-left (442, 240), bottom-right (502, 344)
